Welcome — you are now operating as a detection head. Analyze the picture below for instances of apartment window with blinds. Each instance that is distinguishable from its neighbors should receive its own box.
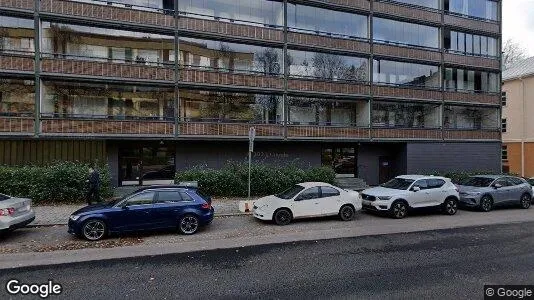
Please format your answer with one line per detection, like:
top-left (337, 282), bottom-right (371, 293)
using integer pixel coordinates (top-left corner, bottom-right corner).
top-left (501, 91), bottom-right (507, 106)
top-left (502, 145), bottom-right (508, 161)
top-left (501, 118), bottom-right (507, 133)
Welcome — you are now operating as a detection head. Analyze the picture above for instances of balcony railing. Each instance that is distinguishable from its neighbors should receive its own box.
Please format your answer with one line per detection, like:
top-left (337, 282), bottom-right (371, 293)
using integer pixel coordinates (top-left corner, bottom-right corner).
top-left (444, 13), bottom-right (500, 34)
top-left (374, 42), bottom-right (441, 62)
top-left (179, 67), bottom-right (283, 90)
top-left (310, 0), bottom-right (370, 11)
top-left (0, 0), bottom-right (33, 10)
top-left (373, 84), bottom-right (442, 101)
top-left (288, 77), bottom-right (370, 95)
top-left (444, 90), bottom-right (500, 105)
top-left (0, 116), bottom-right (34, 134)
top-left (287, 125), bottom-right (369, 139)
top-left (0, 52), bottom-right (35, 73)
top-left (444, 52), bottom-right (500, 70)
top-left (287, 31), bottom-right (370, 54)
top-left (444, 129), bottom-right (500, 140)
top-left (41, 118), bottom-right (175, 135)
top-left (373, 0), bottom-right (441, 24)
top-left (372, 127), bottom-right (442, 139)
top-left (180, 122), bottom-right (283, 137)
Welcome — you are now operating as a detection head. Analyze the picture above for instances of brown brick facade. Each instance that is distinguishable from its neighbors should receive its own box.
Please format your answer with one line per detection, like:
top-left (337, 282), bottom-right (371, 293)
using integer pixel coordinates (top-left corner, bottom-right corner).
top-left (287, 32), bottom-right (370, 53)
top-left (179, 69), bottom-right (284, 89)
top-left (373, 85), bottom-right (442, 101)
top-left (373, 1), bottom-right (441, 24)
top-left (0, 54), bottom-right (34, 72)
top-left (0, 117), bottom-right (34, 133)
top-left (180, 123), bottom-right (283, 137)
top-left (374, 44), bottom-right (441, 62)
top-left (444, 53), bottom-right (500, 70)
top-left (178, 17), bottom-right (283, 42)
top-left (444, 14), bottom-right (500, 35)
top-left (0, 0), bottom-right (33, 10)
top-left (444, 130), bottom-right (500, 140)
top-left (288, 79), bottom-right (370, 95)
top-left (372, 128), bottom-right (442, 139)
top-left (311, 0), bottom-right (370, 11)
top-left (41, 119), bottom-right (175, 135)
top-left (444, 91), bottom-right (500, 105)
top-left (287, 126), bottom-right (369, 138)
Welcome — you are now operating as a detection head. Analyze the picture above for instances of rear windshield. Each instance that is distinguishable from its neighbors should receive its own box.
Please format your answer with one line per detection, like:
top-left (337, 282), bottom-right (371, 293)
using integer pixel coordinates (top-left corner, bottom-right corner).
top-left (195, 189), bottom-right (210, 201)
top-left (461, 177), bottom-right (494, 187)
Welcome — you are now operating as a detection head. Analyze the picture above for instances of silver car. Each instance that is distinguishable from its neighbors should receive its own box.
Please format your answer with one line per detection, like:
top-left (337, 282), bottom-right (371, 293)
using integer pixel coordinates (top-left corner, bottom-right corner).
top-left (458, 175), bottom-right (533, 212)
top-left (0, 193), bottom-right (35, 233)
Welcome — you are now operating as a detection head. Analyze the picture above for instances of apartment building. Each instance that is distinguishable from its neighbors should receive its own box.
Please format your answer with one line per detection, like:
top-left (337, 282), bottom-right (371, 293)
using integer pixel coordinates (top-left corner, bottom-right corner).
top-left (0, 0), bottom-right (502, 186)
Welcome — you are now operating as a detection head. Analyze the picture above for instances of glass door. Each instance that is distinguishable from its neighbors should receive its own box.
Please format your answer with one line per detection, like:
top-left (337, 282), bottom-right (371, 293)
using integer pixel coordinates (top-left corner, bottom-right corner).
top-left (322, 146), bottom-right (357, 177)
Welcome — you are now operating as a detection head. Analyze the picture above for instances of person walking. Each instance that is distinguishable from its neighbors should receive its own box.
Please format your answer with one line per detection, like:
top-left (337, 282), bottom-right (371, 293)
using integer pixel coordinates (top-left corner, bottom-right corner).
top-left (86, 165), bottom-right (101, 205)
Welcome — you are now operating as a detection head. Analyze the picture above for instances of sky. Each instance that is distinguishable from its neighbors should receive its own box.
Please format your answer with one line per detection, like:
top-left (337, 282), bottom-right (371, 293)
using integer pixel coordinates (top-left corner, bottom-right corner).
top-left (503, 0), bottom-right (534, 56)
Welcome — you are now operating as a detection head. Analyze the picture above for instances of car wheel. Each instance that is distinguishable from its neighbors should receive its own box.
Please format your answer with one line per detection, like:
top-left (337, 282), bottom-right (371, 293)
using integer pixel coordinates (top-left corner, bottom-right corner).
top-left (390, 201), bottom-right (408, 219)
top-left (479, 195), bottom-right (493, 212)
top-left (273, 209), bottom-right (292, 226)
top-left (520, 193), bottom-right (532, 209)
top-left (339, 205), bottom-right (355, 221)
top-left (179, 214), bottom-right (200, 235)
top-left (442, 198), bottom-right (458, 215)
top-left (82, 219), bottom-right (107, 241)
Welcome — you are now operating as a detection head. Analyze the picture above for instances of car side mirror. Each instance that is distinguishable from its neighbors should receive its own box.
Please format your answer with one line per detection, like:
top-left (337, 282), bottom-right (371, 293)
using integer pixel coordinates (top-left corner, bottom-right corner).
top-left (412, 186), bottom-right (421, 192)
top-left (493, 183), bottom-right (502, 189)
top-left (121, 203), bottom-right (129, 209)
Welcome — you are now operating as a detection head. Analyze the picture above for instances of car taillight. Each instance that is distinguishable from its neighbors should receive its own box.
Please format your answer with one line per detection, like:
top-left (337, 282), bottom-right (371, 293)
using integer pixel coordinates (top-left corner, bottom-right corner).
top-left (0, 208), bottom-right (15, 216)
top-left (201, 203), bottom-right (211, 210)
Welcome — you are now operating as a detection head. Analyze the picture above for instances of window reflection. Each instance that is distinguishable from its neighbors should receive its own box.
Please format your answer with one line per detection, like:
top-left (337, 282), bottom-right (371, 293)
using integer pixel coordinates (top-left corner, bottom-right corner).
top-left (0, 16), bottom-right (34, 55)
top-left (0, 78), bottom-right (34, 116)
top-left (374, 18), bottom-right (439, 48)
top-left (372, 102), bottom-right (441, 128)
top-left (287, 50), bottom-right (368, 82)
top-left (287, 97), bottom-right (369, 127)
top-left (179, 37), bottom-right (282, 75)
top-left (41, 22), bottom-right (174, 66)
top-left (444, 30), bottom-right (498, 57)
top-left (444, 105), bottom-right (499, 129)
top-left (373, 59), bottom-right (440, 88)
top-left (445, 0), bottom-right (498, 21)
top-left (181, 90), bottom-right (282, 124)
top-left (42, 81), bottom-right (175, 120)
top-left (444, 67), bottom-right (499, 93)
top-left (389, 0), bottom-right (439, 9)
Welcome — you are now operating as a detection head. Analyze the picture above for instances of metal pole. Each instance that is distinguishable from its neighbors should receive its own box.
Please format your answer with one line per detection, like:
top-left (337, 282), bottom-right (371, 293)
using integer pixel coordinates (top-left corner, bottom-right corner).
top-left (248, 150), bottom-right (251, 198)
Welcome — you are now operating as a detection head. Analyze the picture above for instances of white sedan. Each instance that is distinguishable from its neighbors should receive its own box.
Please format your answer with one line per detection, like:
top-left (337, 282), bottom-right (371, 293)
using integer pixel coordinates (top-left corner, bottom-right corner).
top-left (0, 193), bottom-right (35, 234)
top-left (253, 182), bottom-right (362, 225)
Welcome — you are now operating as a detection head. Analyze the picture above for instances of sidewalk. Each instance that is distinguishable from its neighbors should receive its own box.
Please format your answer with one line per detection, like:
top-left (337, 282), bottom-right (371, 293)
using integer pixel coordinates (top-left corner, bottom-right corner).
top-left (32, 198), bottom-right (249, 226)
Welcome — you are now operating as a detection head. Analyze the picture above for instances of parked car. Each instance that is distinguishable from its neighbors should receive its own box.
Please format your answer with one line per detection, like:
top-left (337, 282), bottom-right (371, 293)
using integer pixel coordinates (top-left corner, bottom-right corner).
top-left (68, 185), bottom-right (214, 241)
top-left (361, 175), bottom-right (459, 219)
top-left (0, 193), bottom-right (35, 234)
top-left (252, 182), bottom-right (362, 225)
top-left (457, 175), bottom-right (533, 212)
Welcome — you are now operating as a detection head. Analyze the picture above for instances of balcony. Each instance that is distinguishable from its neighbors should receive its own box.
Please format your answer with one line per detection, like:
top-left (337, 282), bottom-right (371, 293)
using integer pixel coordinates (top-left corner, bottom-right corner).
top-left (371, 128), bottom-right (442, 139)
top-left (287, 31), bottom-right (370, 54)
top-left (374, 43), bottom-right (441, 63)
top-left (0, 53), bottom-right (34, 73)
top-left (444, 91), bottom-right (500, 105)
top-left (444, 129), bottom-right (500, 140)
top-left (288, 78), bottom-right (370, 96)
top-left (178, 13), bottom-right (283, 43)
top-left (41, 118), bottom-right (175, 136)
top-left (373, 1), bottom-right (441, 24)
top-left (41, 57), bottom-right (175, 82)
top-left (444, 52), bottom-right (500, 70)
top-left (0, 116), bottom-right (34, 134)
top-left (0, 0), bottom-right (33, 11)
top-left (40, 0), bottom-right (174, 30)
top-left (444, 14), bottom-right (500, 35)
top-left (308, 0), bottom-right (370, 11)
top-left (179, 68), bottom-right (283, 90)
top-left (373, 85), bottom-right (442, 101)
top-left (286, 125), bottom-right (369, 139)
top-left (179, 122), bottom-right (283, 137)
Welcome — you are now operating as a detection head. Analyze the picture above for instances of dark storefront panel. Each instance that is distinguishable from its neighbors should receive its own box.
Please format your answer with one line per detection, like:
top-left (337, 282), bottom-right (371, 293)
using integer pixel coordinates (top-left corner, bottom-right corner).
top-left (118, 143), bottom-right (176, 186)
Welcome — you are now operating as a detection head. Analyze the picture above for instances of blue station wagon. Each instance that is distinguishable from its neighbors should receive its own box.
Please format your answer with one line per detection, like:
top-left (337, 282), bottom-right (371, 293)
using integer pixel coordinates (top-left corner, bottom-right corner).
top-left (68, 185), bottom-right (214, 240)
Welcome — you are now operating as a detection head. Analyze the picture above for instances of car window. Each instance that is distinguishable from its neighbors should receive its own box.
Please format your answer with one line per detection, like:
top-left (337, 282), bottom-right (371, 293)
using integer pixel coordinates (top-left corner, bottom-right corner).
top-left (156, 191), bottom-right (182, 203)
top-left (320, 187), bottom-right (340, 198)
top-left (296, 187), bottom-right (320, 200)
top-left (276, 185), bottom-right (305, 199)
top-left (494, 178), bottom-right (512, 187)
top-left (125, 191), bottom-right (155, 206)
top-left (180, 191), bottom-right (194, 201)
top-left (508, 177), bottom-right (524, 185)
top-left (528, 179), bottom-right (534, 186)
top-left (413, 180), bottom-right (428, 190)
top-left (427, 179), bottom-right (446, 189)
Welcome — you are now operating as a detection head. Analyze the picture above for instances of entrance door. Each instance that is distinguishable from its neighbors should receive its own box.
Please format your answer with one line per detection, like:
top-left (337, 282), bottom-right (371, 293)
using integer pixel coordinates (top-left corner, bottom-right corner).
top-left (322, 147), bottom-right (357, 177)
top-left (119, 144), bottom-right (176, 186)
top-left (378, 156), bottom-right (394, 184)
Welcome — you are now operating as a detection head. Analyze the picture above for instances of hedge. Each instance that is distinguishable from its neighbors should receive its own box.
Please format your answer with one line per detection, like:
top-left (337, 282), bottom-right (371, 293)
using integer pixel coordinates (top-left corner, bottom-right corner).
top-left (430, 171), bottom-right (519, 184)
top-left (175, 163), bottom-right (336, 197)
top-left (0, 162), bottom-right (112, 204)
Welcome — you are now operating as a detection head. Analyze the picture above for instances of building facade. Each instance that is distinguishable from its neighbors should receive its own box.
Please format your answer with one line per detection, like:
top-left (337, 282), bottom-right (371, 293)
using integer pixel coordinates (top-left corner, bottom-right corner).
top-left (502, 57), bottom-right (534, 178)
top-left (0, 0), bottom-right (502, 186)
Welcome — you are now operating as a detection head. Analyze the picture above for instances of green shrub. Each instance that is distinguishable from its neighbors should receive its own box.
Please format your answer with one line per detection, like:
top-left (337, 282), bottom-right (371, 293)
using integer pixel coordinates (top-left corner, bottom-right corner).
top-left (175, 163), bottom-right (335, 197)
top-left (0, 162), bottom-right (112, 204)
top-left (430, 171), bottom-right (519, 184)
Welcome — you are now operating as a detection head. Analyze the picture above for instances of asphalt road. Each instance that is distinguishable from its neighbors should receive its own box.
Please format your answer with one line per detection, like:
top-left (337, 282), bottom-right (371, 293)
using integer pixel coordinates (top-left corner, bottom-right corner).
top-left (2, 221), bottom-right (534, 300)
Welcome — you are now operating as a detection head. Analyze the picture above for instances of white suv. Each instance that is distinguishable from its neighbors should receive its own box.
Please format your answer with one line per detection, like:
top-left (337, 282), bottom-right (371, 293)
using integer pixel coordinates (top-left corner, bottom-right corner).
top-left (361, 175), bottom-right (460, 219)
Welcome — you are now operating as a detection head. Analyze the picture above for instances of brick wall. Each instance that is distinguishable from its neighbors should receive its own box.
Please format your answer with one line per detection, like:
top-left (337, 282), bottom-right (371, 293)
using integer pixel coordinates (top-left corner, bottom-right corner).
top-left (180, 69), bottom-right (284, 89)
top-left (41, 119), bottom-right (175, 135)
top-left (444, 91), bottom-right (500, 105)
top-left (374, 1), bottom-right (441, 24)
top-left (0, 0), bottom-right (33, 10)
top-left (444, 53), bottom-right (500, 70)
top-left (373, 85), bottom-right (442, 101)
top-left (444, 14), bottom-right (500, 34)
top-left (288, 79), bottom-right (370, 95)
top-left (0, 117), bottom-right (34, 133)
top-left (374, 44), bottom-right (441, 62)
top-left (372, 128), bottom-right (442, 139)
top-left (180, 123), bottom-right (283, 137)
top-left (444, 130), bottom-right (500, 140)
top-left (287, 126), bottom-right (369, 138)
top-left (287, 32), bottom-right (370, 53)
top-left (0, 55), bottom-right (34, 72)
top-left (178, 17), bottom-right (283, 42)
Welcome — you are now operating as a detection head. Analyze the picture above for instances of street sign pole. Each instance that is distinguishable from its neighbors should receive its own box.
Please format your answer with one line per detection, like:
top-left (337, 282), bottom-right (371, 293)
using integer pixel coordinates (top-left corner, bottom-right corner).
top-left (248, 127), bottom-right (255, 199)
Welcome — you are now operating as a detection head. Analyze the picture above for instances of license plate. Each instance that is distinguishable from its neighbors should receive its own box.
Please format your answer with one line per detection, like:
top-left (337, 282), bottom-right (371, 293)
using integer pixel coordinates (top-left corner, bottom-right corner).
top-left (362, 200), bottom-right (371, 205)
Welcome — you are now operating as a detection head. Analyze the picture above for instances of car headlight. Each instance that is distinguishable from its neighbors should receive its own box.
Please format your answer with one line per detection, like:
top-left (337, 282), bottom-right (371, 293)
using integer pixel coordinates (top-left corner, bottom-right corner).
top-left (378, 196), bottom-right (392, 200)
top-left (70, 215), bottom-right (80, 221)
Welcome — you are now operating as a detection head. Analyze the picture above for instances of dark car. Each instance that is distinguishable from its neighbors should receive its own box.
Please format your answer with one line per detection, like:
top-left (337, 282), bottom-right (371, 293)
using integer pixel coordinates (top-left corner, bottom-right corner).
top-left (68, 185), bottom-right (214, 241)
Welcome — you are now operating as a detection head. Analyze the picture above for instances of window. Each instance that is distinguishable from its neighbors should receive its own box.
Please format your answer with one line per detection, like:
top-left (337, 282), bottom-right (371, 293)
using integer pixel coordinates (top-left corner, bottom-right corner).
top-left (508, 177), bottom-right (524, 186)
top-left (427, 179), bottom-right (446, 189)
top-left (180, 191), bottom-right (194, 201)
top-left (373, 18), bottom-right (439, 48)
top-left (445, 0), bottom-right (498, 21)
top-left (296, 187), bottom-right (320, 200)
top-left (320, 187), bottom-right (340, 198)
top-left (502, 145), bottom-right (508, 161)
top-left (125, 191), bottom-right (155, 206)
top-left (501, 118), bottom-right (507, 133)
top-left (412, 180), bottom-right (429, 190)
top-left (444, 30), bottom-right (498, 57)
top-left (443, 67), bottom-right (499, 93)
top-left (494, 178), bottom-right (512, 187)
top-left (374, 59), bottom-right (440, 88)
top-left (372, 102), bottom-right (441, 128)
top-left (501, 91), bottom-right (507, 106)
top-left (287, 50), bottom-right (368, 82)
top-left (156, 190), bottom-right (182, 203)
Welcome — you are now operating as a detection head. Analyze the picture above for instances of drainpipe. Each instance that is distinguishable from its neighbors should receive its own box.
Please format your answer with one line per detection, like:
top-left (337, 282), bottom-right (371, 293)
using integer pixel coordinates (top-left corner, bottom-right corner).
top-left (520, 77), bottom-right (526, 177)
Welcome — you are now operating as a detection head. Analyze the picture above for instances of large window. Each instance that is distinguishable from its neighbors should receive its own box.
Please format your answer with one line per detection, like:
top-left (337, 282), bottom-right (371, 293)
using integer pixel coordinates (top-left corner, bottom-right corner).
top-left (180, 89), bottom-right (282, 124)
top-left (373, 59), bottom-right (440, 88)
top-left (180, 37), bottom-right (283, 75)
top-left (42, 81), bottom-right (174, 119)
top-left (288, 4), bottom-right (367, 38)
top-left (389, 0), bottom-right (439, 9)
top-left (374, 18), bottom-right (439, 48)
top-left (178, 0), bottom-right (284, 27)
top-left (445, 0), bottom-right (498, 21)
top-left (0, 78), bottom-right (34, 116)
top-left (287, 50), bottom-right (368, 81)
top-left (444, 105), bottom-right (499, 130)
top-left (444, 68), bottom-right (499, 93)
top-left (444, 30), bottom-right (498, 57)
top-left (372, 102), bottom-right (441, 128)
top-left (41, 22), bottom-right (174, 65)
top-left (287, 97), bottom-right (369, 127)
top-left (0, 16), bottom-right (34, 55)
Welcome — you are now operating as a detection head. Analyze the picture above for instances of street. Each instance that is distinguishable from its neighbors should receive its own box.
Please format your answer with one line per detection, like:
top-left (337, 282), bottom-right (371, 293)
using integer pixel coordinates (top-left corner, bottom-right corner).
top-left (1, 221), bottom-right (534, 299)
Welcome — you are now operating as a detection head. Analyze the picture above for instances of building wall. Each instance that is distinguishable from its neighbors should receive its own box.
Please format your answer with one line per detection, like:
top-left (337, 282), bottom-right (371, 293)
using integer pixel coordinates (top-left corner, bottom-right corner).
top-left (503, 142), bottom-right (534, 178)
top-left (502, 76), bottom-right (534, 141)
top-left (357, 143), bottom-right (406, 186)
top-left (406, 142), bottom-right (501, 174)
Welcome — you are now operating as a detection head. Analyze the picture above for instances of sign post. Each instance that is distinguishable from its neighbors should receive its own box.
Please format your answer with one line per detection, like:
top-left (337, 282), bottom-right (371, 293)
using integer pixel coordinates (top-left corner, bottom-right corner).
top-left (248, 127), bottom-right (255, 199)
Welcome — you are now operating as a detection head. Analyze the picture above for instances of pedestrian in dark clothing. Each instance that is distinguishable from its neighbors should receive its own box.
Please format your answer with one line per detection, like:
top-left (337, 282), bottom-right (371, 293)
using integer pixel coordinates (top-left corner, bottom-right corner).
top-left (86, 166), bottom-right (101, 205)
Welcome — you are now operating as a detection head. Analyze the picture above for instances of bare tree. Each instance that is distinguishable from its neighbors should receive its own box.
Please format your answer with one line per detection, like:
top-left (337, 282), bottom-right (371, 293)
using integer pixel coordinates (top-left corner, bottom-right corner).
top-left (503, 39), bottom-right (528, 69)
